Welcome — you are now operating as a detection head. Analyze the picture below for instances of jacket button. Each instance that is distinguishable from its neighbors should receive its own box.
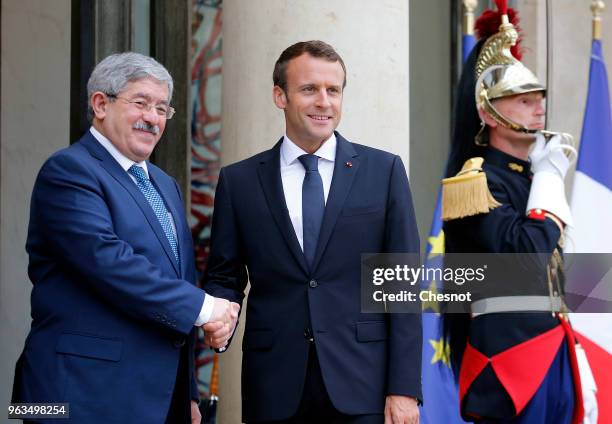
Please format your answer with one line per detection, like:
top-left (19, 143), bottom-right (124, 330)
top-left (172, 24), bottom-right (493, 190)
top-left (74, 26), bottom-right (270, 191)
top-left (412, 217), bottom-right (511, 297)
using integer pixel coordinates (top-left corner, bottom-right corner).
top-left (173, 339), bottom-right (185, 348)
top-left (303, 328), bottom-right (314, 342)
top-left (309, 279), bottom-right (318, 288)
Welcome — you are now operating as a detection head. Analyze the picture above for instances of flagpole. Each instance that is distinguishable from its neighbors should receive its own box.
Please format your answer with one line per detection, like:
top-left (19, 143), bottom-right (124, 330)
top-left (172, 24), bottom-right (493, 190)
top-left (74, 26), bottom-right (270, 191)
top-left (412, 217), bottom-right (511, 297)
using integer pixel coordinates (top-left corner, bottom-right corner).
top-left (545, 0), bottom-right (553, 127)
top-left (463, 0), bottom-right (477, 36)
top-left (592, 1), bottom-right (605, 41)
top-left (462, 1), bottom-right (478, 63)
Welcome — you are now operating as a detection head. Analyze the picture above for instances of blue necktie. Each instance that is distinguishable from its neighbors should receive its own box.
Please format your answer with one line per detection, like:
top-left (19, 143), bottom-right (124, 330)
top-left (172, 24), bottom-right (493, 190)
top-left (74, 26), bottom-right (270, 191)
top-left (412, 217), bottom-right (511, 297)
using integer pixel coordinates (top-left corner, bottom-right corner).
top-left (128, 165), bottom-right (180, 265)
top-left (298, 154), bottom-right (325, 269)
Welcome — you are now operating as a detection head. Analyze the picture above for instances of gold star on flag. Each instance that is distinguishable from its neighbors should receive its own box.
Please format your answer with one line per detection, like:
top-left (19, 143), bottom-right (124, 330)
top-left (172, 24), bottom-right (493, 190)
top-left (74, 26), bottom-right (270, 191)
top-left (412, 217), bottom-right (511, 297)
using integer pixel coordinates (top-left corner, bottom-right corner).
top-left (427, 230), bottom-right (445, 259)
top-left (421, 280), bottom-right (440, 314)
top-left (430, 337), bottom-right (451, 367)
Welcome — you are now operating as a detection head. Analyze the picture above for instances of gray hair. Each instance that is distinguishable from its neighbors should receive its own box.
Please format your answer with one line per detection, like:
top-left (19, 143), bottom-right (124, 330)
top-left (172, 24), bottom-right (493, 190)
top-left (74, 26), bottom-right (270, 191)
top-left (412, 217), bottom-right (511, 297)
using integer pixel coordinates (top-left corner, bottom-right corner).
top-left (86, 52), bottom-right (173, 121)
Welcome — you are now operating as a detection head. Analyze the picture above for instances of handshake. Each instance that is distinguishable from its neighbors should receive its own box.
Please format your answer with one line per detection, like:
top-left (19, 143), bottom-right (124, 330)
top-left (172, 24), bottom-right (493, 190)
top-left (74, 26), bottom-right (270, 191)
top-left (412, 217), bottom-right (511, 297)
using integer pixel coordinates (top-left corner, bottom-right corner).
top-left (203, 298), bottom-right (240, 350)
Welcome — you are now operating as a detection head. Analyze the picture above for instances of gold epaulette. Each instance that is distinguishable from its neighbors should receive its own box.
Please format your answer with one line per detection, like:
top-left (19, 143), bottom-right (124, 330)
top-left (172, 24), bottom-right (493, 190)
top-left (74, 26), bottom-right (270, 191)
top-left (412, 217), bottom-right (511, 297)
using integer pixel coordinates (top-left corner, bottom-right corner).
top-left (441, 157), bottom-right (501, 221)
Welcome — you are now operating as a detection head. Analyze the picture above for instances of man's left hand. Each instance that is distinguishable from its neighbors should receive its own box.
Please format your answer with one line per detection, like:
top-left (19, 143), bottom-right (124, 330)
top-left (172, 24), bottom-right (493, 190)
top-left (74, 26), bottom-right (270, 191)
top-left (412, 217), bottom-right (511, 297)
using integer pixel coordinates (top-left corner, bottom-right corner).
top-left (384, 395), bottom-right (419, 424)
top-left (191, 400), bottom-right (201, 424)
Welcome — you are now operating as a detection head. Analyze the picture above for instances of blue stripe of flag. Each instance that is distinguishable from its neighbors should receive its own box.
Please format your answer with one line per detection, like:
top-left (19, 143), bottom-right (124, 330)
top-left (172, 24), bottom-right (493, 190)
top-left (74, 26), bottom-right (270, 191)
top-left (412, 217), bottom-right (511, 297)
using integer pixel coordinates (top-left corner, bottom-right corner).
top-left (577, 39), bottom-right (612, 191)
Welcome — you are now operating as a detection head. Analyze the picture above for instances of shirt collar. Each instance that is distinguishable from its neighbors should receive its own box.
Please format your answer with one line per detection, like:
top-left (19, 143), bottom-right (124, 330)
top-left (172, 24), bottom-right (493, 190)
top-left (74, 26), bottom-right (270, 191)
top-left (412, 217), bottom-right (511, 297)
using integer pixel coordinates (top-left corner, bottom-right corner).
top-left (90, 126), bottom-right (149, 177)
top-left (280, 133), bottom-right (337, 166)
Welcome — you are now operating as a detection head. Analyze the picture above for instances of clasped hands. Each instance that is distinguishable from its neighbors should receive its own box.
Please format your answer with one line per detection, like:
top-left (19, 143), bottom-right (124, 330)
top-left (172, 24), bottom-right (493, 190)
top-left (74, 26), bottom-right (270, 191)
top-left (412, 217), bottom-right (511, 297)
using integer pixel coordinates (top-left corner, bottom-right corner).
top-left (203, 298), bottom-right (240, 349)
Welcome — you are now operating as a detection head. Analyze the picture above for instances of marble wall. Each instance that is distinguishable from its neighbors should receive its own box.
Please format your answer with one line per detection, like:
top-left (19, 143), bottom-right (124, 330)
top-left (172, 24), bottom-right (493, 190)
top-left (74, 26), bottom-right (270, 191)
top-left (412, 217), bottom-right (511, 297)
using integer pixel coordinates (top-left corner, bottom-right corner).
top-left (0, 0), bottom-right (71, 412)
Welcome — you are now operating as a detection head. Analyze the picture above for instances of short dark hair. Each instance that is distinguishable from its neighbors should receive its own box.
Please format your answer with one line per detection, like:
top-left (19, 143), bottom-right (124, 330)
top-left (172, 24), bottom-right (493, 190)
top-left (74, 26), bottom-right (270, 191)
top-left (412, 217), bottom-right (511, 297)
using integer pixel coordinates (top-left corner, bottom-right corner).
top-left (273, 40), bottom-right (347, 93)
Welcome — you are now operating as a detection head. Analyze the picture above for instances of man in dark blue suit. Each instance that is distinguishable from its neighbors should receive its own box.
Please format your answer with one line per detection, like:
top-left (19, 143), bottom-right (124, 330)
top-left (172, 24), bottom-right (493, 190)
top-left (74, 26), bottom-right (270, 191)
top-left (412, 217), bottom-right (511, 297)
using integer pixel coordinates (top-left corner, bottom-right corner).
top-left (203, 41), bottom-right (422, 423)
top-left (12, 52), bottom-right (238, 424)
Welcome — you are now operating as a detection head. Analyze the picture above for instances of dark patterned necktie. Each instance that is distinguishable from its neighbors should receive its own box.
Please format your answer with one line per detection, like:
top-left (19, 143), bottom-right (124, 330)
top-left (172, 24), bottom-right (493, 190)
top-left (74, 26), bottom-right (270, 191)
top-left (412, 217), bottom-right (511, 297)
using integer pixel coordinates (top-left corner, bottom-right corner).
top-left (298, 154), bottom-right (325, 269)
top-left (129, 165), bottom-right (180, 265)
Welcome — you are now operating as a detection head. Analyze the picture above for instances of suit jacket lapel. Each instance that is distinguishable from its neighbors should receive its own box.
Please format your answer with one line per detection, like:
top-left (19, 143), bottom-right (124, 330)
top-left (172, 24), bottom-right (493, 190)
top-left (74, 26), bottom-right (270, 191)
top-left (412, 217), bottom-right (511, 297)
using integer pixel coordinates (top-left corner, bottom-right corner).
top-left (311, 133), bottom-right (360, 271)
top-left (81, 133), bottom-right (181, 277)
top-left (257, 140), bottom-right (309, 275)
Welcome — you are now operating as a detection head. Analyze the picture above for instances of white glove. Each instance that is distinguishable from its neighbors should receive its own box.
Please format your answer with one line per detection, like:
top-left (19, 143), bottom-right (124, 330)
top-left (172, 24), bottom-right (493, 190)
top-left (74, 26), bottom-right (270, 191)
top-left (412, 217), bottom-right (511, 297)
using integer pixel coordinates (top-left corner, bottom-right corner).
top-left (576, 344), bottom-right (598, 424)
top-left (526, 134), bottom-right (576, 226)
top-left (529, 133), bottom-right (576, 178)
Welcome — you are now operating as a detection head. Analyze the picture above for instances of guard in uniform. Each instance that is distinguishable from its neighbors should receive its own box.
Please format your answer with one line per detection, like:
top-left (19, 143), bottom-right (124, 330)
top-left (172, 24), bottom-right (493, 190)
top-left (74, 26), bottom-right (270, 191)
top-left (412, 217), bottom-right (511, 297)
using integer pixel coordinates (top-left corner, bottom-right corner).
top-left (441, 3), bottom-right (594, 423)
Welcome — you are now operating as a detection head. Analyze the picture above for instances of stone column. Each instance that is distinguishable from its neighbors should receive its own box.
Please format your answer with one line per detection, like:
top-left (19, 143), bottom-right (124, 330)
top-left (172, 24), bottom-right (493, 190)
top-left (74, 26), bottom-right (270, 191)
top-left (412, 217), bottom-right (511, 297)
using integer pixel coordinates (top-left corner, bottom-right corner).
top-left (410, 0), bottom-right (451, 244)
top-left (219, 1), bottom-right (411, 422)
top-left (1, 0), bottom-right (71, 411)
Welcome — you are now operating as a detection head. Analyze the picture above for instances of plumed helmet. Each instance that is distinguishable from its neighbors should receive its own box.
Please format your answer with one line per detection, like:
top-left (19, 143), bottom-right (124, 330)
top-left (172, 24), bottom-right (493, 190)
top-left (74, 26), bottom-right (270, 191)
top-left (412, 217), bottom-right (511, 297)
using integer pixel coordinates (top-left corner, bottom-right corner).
top-left (446, 4), bottom-right (525, 177)
top-left (474, 2), bottom-right (545, 134)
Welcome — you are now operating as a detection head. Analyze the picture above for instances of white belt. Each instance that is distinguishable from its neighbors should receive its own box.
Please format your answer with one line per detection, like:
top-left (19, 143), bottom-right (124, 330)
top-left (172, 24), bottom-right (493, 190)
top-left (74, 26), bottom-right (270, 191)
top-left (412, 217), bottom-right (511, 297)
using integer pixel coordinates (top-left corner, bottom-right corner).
top-left (471, 295), bottom-right (564, 316)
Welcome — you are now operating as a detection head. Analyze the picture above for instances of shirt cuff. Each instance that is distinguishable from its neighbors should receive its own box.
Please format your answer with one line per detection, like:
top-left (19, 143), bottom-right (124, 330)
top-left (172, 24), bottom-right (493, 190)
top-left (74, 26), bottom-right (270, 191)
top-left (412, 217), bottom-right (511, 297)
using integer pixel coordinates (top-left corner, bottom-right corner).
top-left (194, 293), bottom-right (215, 326)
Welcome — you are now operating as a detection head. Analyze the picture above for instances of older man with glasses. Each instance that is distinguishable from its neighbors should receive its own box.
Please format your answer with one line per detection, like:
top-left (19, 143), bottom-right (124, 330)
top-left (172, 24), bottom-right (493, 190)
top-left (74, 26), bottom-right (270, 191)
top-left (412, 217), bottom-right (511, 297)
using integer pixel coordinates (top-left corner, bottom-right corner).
top-left (11, 52), bottom-right (238, 424)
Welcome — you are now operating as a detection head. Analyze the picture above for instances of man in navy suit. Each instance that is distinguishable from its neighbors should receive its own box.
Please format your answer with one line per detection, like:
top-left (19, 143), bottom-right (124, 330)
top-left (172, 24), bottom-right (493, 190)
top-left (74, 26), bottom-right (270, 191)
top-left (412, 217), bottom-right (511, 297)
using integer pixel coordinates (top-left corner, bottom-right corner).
top-left (203, 41), bottom-right (422, 423)
top-left (12, 52), bottom-right (238, 424)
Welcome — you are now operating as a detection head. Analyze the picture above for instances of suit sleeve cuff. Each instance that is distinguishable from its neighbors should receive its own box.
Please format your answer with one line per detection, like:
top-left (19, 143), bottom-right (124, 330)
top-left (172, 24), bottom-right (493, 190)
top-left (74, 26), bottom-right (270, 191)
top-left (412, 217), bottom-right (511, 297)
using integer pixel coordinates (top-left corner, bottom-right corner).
top-left (194, 293), bottom-right (215, 326)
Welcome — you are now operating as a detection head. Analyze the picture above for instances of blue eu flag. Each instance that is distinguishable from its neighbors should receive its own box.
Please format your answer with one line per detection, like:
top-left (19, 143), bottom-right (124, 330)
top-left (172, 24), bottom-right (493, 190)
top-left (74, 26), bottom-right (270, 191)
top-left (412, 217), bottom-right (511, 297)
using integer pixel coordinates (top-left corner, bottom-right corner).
top-left (419, 30), bottom-right (475, 424)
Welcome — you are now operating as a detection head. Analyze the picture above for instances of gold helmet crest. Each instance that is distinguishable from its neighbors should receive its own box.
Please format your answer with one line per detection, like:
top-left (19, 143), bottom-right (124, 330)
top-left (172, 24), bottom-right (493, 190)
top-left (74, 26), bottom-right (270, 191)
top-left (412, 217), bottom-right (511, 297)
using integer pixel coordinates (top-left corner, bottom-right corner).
top-left (474, 13), bottom-right (546, 136)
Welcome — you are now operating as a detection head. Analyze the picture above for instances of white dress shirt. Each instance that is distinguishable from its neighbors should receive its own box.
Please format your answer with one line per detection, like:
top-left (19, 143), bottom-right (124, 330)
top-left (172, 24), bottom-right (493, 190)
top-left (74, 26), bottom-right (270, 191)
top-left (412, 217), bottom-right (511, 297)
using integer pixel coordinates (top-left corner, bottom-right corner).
top-left (89, 127), bottom-right (214, 325)
top-left (280, 133), bottom-right (336, 250)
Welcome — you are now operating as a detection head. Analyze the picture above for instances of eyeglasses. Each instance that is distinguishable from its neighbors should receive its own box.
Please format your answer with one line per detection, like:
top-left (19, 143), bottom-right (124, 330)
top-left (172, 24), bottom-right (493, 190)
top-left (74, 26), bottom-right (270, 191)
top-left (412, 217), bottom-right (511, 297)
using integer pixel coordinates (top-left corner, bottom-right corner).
top-left (106, 94), bottom-right (175, 120)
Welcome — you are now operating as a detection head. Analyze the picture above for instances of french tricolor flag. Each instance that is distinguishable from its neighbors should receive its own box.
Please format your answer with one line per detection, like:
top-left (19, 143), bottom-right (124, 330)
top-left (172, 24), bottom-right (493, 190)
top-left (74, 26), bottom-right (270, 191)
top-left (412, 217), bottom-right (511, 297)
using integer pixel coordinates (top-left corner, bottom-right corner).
top-left (567, 38), bottom-right (612, 424)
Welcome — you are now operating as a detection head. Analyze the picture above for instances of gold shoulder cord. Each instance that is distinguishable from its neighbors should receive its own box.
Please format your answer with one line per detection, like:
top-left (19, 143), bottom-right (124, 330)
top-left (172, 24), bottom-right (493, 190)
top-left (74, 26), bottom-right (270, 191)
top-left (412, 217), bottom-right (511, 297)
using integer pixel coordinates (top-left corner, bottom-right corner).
top-left (442, 158), bottom-right (501, 221)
